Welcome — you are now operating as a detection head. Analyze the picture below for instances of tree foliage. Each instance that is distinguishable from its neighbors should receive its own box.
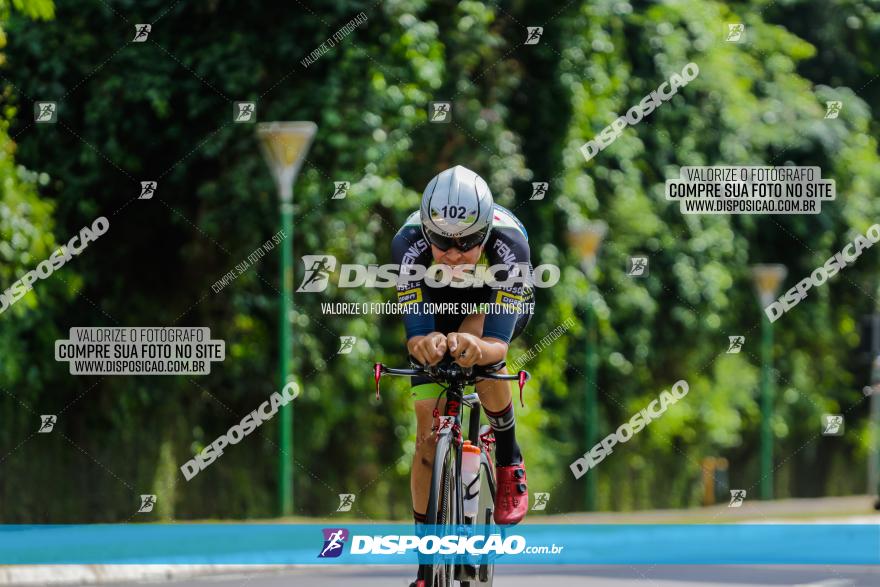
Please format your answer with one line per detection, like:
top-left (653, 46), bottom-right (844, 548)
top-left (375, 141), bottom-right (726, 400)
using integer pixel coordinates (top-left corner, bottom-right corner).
top-left (1, 0), bottom-right (879, 520)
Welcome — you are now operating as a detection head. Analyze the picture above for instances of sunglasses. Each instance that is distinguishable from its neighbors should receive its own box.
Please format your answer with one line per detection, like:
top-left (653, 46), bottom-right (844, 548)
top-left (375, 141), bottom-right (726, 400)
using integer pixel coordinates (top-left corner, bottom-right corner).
top-left (422, 226), bottom-right (489, 252)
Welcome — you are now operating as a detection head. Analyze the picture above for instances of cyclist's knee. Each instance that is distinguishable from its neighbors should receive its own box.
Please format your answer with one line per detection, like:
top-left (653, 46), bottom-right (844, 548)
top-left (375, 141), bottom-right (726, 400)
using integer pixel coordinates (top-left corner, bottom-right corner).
top-left (414, 399), bottom-right (437, 468)
top-left (414, 431), bottom-right (435, 469)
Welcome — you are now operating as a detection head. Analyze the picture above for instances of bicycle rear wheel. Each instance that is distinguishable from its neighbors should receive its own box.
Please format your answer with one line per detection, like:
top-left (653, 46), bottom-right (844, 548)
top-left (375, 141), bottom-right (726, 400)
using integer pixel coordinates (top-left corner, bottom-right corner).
top-left (425, 434), bottom-right (457, 587)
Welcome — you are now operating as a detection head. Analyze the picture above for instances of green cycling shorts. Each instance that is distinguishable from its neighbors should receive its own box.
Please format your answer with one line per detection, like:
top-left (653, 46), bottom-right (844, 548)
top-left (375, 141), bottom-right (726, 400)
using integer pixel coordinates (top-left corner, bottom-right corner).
top-left (411, 379), bottom-right (507, 401)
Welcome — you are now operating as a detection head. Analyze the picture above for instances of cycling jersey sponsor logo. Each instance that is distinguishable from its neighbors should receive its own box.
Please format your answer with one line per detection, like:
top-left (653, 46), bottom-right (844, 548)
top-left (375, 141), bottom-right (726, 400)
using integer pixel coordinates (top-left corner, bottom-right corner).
top-left (491, 239), bottom-right (517, 265)
top-left (319, 528), bottom-right (349, 558)
top-left (402, 239), bottom-right (429, 266)
top-left (397, 287), bottom-right (423, 305)
top-left (495, 291), bottom-right (524, 310)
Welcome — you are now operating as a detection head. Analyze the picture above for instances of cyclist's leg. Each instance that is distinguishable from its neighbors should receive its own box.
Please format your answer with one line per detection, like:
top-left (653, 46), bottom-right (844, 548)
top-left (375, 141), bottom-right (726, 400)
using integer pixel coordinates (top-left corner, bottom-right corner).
top-left (409, 313), bottom-right (460, 521)
top-left (463, 313), bottom-right (521, 465)
top-left (460, 309), bottom-right (533, 464)
top-left (411, 394), bottom-right (445, 518)
top-left (458, 312), bottom-right (511, 414)
top-left (470, 308), bottom-right (533, 525)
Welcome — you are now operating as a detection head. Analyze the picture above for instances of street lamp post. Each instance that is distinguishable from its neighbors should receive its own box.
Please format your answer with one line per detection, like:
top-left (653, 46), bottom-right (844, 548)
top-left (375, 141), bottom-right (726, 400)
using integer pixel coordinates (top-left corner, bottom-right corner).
top-left (860, 310), bottom-right (880, 508)
top-left (256, 121), bottom-right (317, 517)
top-left (868, 352), bottom-right (880, 505)
top-left (567, 220), bottom-right (607, 512)
top-left (750, 264), bottom-right (787, 501)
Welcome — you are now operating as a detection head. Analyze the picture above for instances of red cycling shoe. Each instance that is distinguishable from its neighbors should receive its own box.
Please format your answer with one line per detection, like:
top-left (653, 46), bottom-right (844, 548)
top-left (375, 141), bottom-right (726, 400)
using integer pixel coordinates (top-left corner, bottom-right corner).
top-left (494, 461), bottom-right (528, 525)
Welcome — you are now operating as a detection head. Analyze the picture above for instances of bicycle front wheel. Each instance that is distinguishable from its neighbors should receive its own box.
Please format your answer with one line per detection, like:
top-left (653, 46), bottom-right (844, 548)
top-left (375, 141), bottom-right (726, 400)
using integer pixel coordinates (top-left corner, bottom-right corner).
top-left (425, 433), bottom-right (458, 587)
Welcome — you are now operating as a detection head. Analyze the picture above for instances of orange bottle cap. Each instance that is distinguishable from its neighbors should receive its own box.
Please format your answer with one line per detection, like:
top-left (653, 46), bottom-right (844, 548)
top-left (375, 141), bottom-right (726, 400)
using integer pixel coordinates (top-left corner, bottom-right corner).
top-left (462, 441), bottom-right (481, 455)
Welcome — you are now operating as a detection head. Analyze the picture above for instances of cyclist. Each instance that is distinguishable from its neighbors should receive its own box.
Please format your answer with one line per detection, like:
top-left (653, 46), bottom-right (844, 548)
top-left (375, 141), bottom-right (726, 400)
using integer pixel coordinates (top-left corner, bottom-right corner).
top-left (391, 165), bottom-right (535, 533)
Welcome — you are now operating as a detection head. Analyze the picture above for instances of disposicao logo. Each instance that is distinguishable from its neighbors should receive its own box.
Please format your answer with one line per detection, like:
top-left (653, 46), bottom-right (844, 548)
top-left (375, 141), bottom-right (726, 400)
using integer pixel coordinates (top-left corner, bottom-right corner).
top-left (319, 528), bottom-right (349, 558)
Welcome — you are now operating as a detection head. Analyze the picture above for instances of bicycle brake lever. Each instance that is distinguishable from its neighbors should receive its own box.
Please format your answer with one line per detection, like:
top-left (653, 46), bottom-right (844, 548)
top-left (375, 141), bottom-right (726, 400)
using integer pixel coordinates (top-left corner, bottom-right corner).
top-left (517, 370), bottom-right (528, 407)
top-left (374, 363), bottom-right (383, 401)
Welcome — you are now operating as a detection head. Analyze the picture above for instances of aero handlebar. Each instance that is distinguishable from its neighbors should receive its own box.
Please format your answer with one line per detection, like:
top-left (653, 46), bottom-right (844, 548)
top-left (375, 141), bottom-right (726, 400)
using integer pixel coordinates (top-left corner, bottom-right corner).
top-left (373, 356), bottom-right (531, 406)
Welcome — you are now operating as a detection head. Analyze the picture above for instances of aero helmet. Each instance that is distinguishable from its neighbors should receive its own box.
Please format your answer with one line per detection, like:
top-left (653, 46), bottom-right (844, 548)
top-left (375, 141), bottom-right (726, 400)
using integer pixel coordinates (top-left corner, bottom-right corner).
top-left (420, 165), bottom-right (494, 251)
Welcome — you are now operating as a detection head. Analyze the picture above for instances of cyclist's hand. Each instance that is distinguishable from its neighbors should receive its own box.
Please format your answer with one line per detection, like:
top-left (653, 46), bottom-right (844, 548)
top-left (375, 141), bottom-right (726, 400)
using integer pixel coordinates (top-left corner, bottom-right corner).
top-left (448, 332), bottom-right (483, 368)
top-left (408, 332), bottom-right (448, 366)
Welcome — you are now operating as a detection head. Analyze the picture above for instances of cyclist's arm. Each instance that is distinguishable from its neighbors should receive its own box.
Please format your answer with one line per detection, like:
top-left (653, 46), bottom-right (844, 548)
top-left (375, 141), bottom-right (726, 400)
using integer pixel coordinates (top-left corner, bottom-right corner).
top-left (450, 333), bottom-right (508, 366)
top-left (407, 332), bottom-right (448, 365)
top-left (391, 225), bottom-right (434, 339)
top-left (482, 227), bottom-right (533, 344)
top-left (407, 332), bottom-right (515, 370)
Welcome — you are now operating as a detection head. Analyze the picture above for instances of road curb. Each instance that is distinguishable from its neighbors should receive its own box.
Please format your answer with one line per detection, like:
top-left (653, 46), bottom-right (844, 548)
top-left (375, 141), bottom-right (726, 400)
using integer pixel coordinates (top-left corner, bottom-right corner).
top-left (0, 565), bottom-right (294, 585)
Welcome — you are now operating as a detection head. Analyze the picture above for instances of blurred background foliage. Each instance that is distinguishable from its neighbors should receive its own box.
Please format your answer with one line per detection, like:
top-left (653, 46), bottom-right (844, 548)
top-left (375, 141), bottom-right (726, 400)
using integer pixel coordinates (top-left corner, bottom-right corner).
top-left (1, 0), bottom-right (879, 521)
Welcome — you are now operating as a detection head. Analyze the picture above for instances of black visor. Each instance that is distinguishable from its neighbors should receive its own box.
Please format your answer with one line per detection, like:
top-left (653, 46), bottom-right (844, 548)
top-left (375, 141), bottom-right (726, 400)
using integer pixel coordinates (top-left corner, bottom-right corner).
top-left (423, 226), bottom-right (489, 252)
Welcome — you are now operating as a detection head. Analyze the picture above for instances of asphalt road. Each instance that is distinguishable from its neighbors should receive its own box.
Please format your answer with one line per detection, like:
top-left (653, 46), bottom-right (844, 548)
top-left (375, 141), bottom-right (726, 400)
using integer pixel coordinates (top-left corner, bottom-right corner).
top-left (98, 565), bottom-right (880, 587)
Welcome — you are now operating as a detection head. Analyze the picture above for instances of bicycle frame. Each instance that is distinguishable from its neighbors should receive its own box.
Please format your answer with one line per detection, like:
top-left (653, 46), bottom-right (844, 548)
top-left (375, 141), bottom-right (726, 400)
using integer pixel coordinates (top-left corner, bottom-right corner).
top-left (428, 377), bottom-right (471, 525)
top-left (373, 357), bottom-right (530, 516)
top-left (373, 358), bottom-right (530, 586)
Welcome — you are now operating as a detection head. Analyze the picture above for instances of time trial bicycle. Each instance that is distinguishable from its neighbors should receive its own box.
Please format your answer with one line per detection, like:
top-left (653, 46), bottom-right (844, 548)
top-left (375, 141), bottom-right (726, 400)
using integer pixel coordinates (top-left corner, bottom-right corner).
top-left (374, 356), bottom-right (530, 586)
